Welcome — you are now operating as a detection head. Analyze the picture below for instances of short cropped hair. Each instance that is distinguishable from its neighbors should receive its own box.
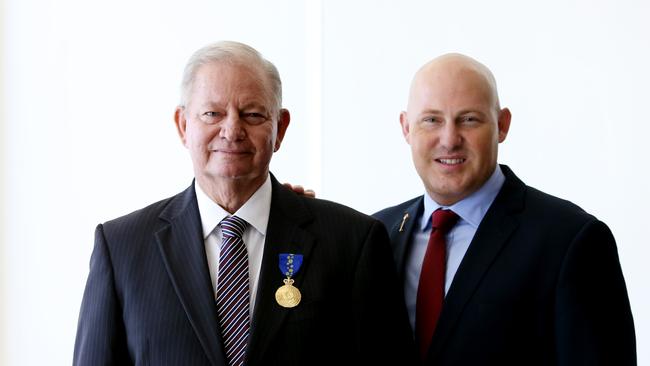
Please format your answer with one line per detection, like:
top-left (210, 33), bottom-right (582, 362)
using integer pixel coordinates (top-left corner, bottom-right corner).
top-left (179, 41), bottom-right (282, 112)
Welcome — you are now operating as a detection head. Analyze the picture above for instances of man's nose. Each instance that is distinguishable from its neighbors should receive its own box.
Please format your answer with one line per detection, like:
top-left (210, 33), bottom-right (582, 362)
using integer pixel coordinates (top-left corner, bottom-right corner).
top-left (439, 122), bottom-right (462, 149)
top-left (219, 113), bottom-right (246, 141)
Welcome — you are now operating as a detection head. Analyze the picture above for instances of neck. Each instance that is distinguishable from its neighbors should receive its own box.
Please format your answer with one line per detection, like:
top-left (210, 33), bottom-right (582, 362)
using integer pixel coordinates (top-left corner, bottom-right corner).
top-left (196, 174), bottom-right (267, 214)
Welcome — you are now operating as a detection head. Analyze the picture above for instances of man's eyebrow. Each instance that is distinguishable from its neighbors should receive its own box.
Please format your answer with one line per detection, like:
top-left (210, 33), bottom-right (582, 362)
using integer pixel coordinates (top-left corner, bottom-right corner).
top-left (457, 109), bottom-right (488, 117)
top-left (417, 108), bottom-right (444, 116)
top-left (240, 102), bottom-right (269, 111)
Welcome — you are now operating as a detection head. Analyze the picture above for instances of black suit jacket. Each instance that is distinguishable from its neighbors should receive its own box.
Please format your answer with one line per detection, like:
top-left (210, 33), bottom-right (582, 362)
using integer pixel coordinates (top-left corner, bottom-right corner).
top-left (74, 175), bottom-right (415, 366)
top-left (374, 165), bottom-right (636, 365)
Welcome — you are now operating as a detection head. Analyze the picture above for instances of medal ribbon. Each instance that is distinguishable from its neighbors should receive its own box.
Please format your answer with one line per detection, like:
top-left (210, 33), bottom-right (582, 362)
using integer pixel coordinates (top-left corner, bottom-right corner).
top-left (278, 253), bottom-right (303, 279)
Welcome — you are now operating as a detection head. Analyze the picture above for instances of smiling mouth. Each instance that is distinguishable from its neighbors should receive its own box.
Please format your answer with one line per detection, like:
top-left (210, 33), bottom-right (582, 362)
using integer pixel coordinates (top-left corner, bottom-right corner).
top-left (215, 149), bottom-right (250, 154)
top-left (437, 158), bottom-right (465, 165)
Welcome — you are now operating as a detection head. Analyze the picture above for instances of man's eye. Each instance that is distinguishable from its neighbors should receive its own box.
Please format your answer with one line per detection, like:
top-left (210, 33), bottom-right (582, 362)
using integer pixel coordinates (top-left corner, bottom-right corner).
top-left (242, 112), bottom-right (267, 125)
top-left (461, 115), bottom-right (479, 123)
top-left (423, 117), bottom-right (440, 123)
top-left (201, 111), bottom-right (223, 124)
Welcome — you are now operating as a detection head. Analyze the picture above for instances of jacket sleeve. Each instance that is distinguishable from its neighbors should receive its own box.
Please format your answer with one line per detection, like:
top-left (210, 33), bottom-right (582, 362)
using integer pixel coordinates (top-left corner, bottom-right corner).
top-left (73, 224), bottom-right (131, 366)
top-left (352, 220), bottom-right (417, 365)
top-left (554, 219), bottom-right (636, 365)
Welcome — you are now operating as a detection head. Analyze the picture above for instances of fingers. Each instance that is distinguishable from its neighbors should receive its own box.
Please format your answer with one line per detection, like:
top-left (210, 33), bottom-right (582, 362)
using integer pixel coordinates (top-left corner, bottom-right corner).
top-left (283, 183), bottom-right (316, 198)
top-left (303, 189), bottom-right (316, 198)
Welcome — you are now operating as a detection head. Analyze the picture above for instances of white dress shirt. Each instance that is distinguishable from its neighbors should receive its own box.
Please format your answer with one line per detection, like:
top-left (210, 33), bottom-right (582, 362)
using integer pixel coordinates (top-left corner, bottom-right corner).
top-left (195, 175), bottom-right (272, 318)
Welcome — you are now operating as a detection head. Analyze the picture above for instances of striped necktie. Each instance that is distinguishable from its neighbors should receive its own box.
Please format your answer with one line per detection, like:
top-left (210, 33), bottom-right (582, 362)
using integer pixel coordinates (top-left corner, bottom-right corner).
top-left (217, 215), bottom-right (250, 366)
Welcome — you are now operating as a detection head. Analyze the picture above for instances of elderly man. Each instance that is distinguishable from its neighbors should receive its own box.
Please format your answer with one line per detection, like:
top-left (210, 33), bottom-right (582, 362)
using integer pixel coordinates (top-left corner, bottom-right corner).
top-left (74, 41), bottom-right (414, 366)
top-left (374, 54), bottom-right (636, 365)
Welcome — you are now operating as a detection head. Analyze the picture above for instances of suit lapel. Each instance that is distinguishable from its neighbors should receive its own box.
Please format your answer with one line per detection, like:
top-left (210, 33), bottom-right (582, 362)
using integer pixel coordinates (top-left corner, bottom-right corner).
top-left (246, 176), bottom-right (315, 366)
top-left (428, 165), bottom-right (525, 361)
top-left (388, 197), bottom-right (423, 279)
top-left (155, 184), bottom-right (226, 366)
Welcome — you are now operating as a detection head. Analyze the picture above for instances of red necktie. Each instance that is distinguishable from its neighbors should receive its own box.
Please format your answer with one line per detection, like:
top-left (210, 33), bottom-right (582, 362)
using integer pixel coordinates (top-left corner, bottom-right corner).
top-left (416, 209), bottom-right (459, 360)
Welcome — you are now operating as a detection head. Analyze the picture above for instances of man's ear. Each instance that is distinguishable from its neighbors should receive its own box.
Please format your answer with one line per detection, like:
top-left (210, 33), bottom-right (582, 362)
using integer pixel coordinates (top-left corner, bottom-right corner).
top-left (400, 111), bottom-right (411, 144)
top-left (174, 106), bottom-right (188, 146)
top-left (274, 108), bottom-right (291, 152)
top-left (497, 107), bottom-right (511, 143)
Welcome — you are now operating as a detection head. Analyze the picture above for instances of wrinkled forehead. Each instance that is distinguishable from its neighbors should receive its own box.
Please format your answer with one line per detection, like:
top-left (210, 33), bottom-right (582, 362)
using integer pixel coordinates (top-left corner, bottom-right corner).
top-left (191, 61), bottom-right (276, 107)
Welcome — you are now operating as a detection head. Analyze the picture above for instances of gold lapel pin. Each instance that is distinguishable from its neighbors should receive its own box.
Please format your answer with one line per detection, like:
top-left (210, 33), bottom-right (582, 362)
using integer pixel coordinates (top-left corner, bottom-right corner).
top-left (399, 213), bottom-right (410, 232)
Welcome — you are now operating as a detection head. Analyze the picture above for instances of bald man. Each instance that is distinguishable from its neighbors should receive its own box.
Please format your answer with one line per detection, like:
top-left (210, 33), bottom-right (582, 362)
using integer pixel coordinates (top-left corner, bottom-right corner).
top-left (373, 54), bottom-right (636, 365)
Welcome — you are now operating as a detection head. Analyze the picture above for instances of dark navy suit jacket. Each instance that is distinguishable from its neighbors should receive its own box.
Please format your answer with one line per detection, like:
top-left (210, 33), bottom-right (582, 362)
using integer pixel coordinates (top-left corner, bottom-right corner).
top-left (374, 165), bottom-right (636, 365)
top-left (74, 175), bottom-right (415, 365)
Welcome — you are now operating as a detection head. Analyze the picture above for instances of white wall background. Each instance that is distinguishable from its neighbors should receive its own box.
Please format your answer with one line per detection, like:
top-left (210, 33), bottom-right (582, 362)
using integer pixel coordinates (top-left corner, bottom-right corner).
top-left (1, 0), bottom-right (648, 364)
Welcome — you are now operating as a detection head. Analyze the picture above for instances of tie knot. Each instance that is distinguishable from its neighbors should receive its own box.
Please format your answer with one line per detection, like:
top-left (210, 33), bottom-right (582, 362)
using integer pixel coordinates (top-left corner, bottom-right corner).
top-left (431, 209), bottom-right (459, 234)
top-left (220, 215), bottom-right (248, 239)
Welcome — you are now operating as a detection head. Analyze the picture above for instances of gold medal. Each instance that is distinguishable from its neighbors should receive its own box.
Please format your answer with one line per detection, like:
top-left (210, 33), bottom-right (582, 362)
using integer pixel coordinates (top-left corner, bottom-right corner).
top-left (275, 278), bottom-right (301, 308)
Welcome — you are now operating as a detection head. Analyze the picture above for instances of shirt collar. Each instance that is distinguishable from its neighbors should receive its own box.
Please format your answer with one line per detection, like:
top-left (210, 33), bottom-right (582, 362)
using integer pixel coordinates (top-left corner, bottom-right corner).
top-left (421, 165), bottom-right (505, 230)
top-left (195, 174), bottom-right (272, 239)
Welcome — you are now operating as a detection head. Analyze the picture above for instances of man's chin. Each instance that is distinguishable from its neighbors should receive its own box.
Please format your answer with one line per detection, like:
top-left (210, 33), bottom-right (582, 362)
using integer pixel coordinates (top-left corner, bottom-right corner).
top-left (204, 169), bottom-right (269, 182)
top-left (212, 172), bottom-right (250, 180)
top-left (426, 179), bottom-right (470, 205)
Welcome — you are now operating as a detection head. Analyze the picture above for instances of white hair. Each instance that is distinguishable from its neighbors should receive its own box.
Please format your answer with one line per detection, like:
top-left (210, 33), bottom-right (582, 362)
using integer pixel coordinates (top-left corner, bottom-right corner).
top-left (179, 41), bottom-right (282, 111)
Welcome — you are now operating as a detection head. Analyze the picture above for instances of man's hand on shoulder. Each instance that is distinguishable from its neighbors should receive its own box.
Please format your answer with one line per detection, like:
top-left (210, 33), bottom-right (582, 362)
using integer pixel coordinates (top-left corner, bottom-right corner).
top-left (283, 183), bottom-right (316, 198)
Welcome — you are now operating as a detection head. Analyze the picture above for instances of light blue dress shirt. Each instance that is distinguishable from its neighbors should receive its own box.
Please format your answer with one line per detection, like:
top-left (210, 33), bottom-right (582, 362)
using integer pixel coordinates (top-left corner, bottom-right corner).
top-left (403, 165), bottom-right (505, 332)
